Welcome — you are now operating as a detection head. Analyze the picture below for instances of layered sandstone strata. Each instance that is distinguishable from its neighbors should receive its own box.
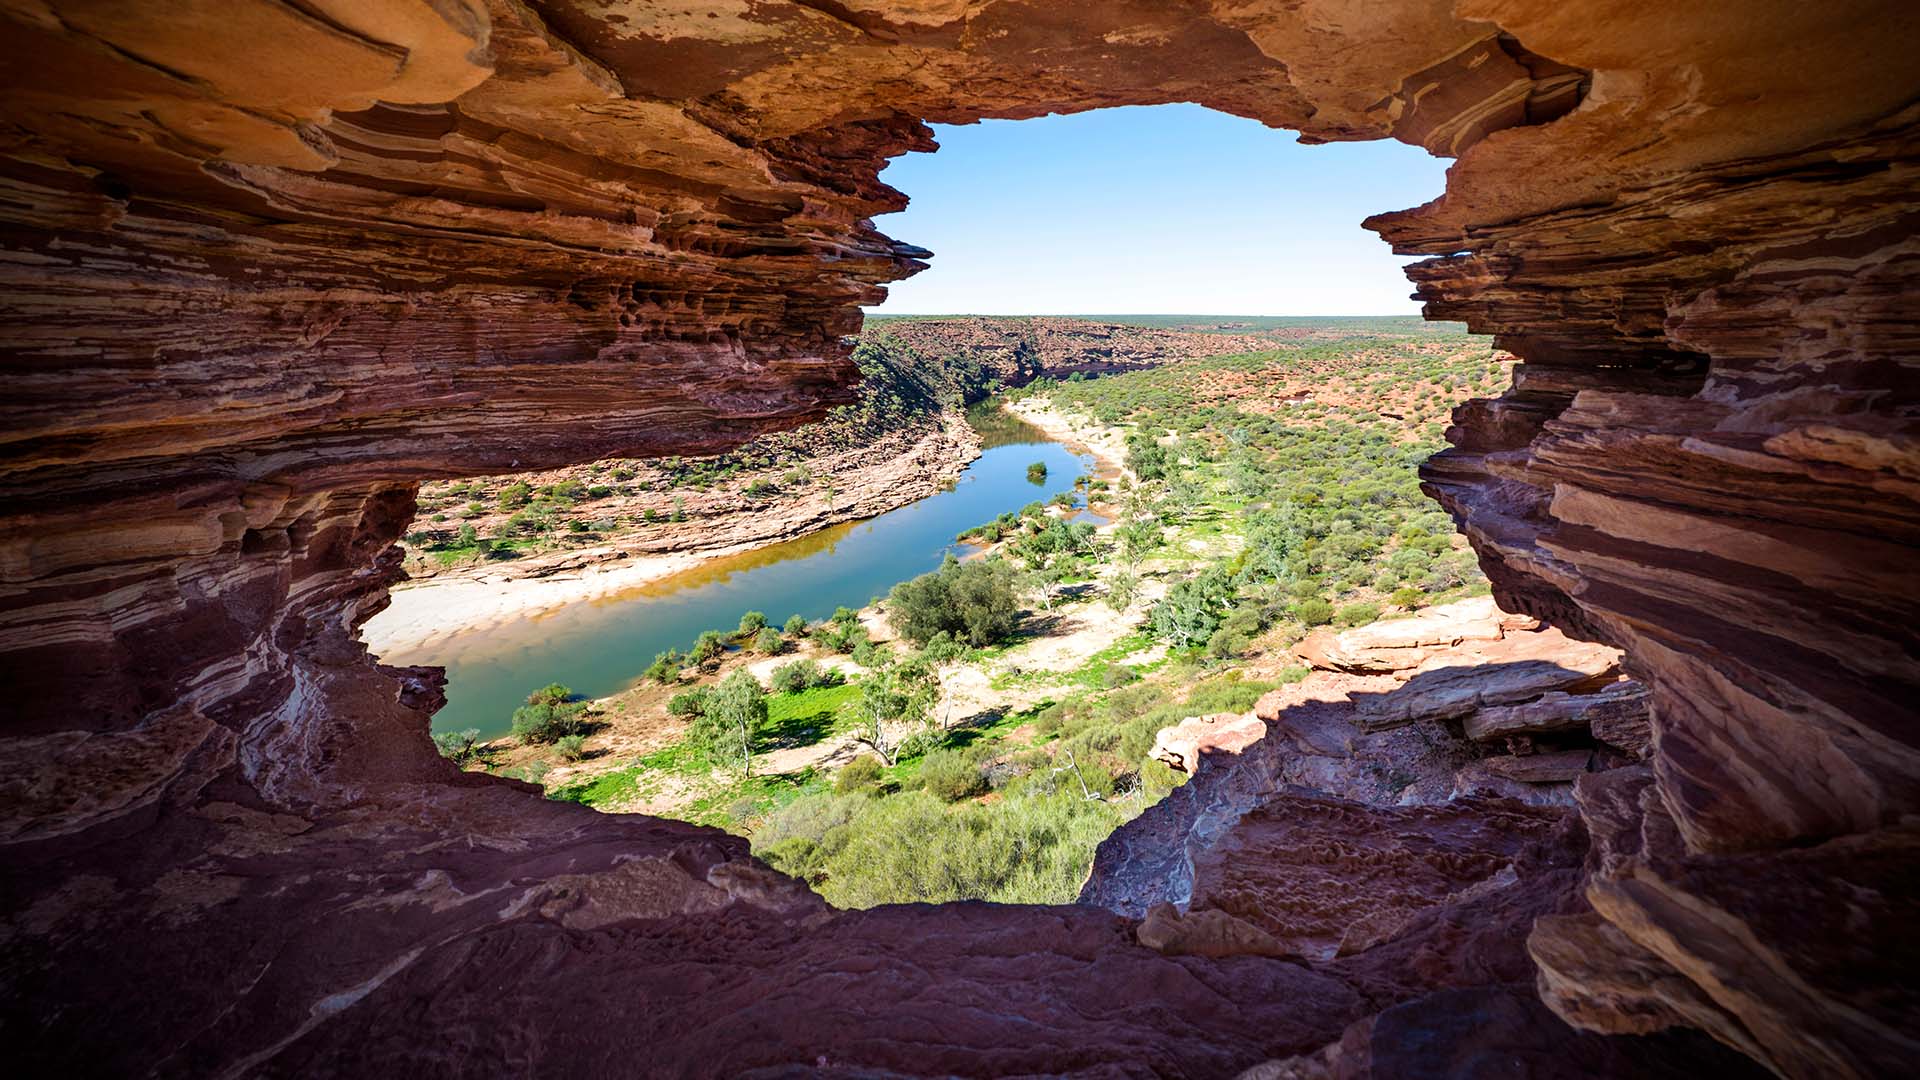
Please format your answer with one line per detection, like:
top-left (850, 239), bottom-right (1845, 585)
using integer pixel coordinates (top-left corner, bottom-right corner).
top-left (2, 2), bottom-right (1916, 1076)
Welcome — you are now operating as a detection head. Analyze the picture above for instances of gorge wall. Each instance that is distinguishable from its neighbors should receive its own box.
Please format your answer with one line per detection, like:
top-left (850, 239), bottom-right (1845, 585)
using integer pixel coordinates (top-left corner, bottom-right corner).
top-left (2, 2), bottom-right (1915, 1076)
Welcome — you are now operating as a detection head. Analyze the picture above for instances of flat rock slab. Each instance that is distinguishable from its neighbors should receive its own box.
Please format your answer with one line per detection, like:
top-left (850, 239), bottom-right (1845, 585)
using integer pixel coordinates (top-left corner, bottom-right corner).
top-left (1353, 628), bottom-right (1621, 731)
top-left (1295, 596), bottom-right (1535, 674)
top-left (1465, 679), bottom-right (1649, 742)
top-left (1481, 749), bottom-right (1598, 783)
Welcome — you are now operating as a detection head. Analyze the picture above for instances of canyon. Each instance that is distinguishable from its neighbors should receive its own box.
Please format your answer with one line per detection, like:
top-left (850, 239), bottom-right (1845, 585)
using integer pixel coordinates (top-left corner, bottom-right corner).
top-left (366, 315), bottom-right (1279, 654)
top-left (2, 2), bottom-right (1916, 1078)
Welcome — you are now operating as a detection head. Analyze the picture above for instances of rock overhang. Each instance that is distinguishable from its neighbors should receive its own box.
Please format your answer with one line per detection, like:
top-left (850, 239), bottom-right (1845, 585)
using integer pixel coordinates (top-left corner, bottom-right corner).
top-left (2, 2), bottom-right (1917, 1076)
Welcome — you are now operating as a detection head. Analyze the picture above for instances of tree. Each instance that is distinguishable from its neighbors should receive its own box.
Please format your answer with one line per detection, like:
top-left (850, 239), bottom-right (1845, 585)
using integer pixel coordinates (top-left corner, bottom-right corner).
top-left (691, 669), bottom-right (766, 776)
top-left (783, 613), bottom-right (809, 636)
top-left (1150, 569), bottom-right (1233, 650)
top-left (1026, 461), bottom-right (1048, 484)
top-left (1116, 516), bottom-right (1160, 574)
top-left (754, 626), bottom-right (785, 654)
top-left (888, 555), bottom-right (1021, 647)
top-left (738, 610), bottom-right (768, 635)
top-left (1161, 471), bottom-right (1204, 523)
top-left (852, 655), bottom-right (940, 765)
top-left (1126, 434), bottom-right (1170, 481)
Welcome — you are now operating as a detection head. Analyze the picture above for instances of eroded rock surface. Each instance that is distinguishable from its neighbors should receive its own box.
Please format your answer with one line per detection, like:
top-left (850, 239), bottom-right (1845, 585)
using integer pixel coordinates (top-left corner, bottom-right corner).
top-left (3, 2), bottom-right (1916, 1075)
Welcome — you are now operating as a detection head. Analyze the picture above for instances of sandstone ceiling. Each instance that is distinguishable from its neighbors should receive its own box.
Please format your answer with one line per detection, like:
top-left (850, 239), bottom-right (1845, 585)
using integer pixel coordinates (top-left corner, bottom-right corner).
top-left (2, 1), bottom-right (1917, 1076)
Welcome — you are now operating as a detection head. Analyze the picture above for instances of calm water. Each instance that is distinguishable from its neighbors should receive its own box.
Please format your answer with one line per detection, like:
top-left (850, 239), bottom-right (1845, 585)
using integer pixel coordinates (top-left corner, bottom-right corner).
top-left (395, 415), bottom-right (1091, 739)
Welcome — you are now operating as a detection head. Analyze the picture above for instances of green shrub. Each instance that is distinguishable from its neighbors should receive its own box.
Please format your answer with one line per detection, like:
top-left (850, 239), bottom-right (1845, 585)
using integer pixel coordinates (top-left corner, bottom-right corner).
top-left (667, 687), bottom-right (710, 717)
top-left (920, 749), bottom-right (988, 802)
top-left (1391, 586), bottom-right (1425, 609)
top-left (769, 658), bottom-right (841, 694)
top-left (1336, 602), bottom-right (1382, 628)
top-left (754, 627), bottom-right (784, 654)
top-left (554, 734), bottom-right (587, 762)
top-left (432, 728), bottom-right (483, 765)
top-left (835, 755), bottom-right (886, 794)
top-left (689, 629), bottom-right (727, 665)
top-left (738, 611), bottom-right (768, 635)
top-left (1293, 598), bottom-right (1335, 626)
top-left (888, 555), bottom-right (1021, 647)
top-left (510, 687), bottom-right (591, 745)
top-left (783, 614), bottom-right (809, 636)
top-left (820, 620), bottom-right (869, 655)
top-left (642, 650), bottom-right (683, 684)
top-left (1026, 461), bottom-right (1048, 483)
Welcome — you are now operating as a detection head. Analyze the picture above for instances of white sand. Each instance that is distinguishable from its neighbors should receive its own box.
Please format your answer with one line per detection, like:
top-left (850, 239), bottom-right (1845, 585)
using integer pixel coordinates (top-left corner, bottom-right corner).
top-left (361, 548), bottom-right (747, 659)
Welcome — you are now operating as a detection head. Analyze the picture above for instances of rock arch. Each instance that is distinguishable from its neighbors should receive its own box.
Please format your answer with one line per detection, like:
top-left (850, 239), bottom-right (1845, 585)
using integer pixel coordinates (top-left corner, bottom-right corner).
top-left (1, 2), bottom-right (1914, 1075)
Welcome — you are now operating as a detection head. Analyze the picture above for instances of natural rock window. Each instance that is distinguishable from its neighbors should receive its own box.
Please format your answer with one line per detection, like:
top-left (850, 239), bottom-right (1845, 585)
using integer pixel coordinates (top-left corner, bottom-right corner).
top-left (3, 3), bottom-right (1913, 1076)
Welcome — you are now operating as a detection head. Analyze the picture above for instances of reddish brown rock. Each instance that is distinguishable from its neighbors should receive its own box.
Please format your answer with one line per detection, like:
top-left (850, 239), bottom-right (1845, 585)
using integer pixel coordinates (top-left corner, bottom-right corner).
top-left (1529, 768), bottom-right (1920, 1078)
top-left (1185, 791), bottom-right (1569, 964)
top-left (2, 2), bottom-right (1916, 1075)
top-left (1295, 595), bottom-right (1532, 674)
top-left (1138, 901), bottom-right (1291, 960)
top-left (1152, 711), bottom-right (1269, 773)
top-left (1351, 629), bottom-right (1621, 731)
top-left (1480, 749), bottom-right (1597, 784)
top-left (1464, 680), bottom-right (1649, 742)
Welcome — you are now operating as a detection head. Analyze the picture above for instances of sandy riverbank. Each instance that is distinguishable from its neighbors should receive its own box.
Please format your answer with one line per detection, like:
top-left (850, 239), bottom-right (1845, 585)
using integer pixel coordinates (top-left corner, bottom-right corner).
top-left (365, 401), bottom-right (1121, 661)
top-left (365, 416), bottom-right (981, 658)
top-left (361, 545), bottom-right (770, 658)
top-left (1003, 396), bottom-right (1131, 477)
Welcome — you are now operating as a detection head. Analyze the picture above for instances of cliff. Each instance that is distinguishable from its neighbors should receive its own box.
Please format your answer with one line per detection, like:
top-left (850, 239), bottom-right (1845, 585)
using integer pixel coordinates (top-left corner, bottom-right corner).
top-left (2, 2), bottom-right (1915, 1076)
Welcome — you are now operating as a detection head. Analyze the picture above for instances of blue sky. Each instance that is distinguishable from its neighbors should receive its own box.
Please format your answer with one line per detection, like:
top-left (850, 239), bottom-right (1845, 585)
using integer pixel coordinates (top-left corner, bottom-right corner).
top-left (867, 104), bottom-right (1450, 316)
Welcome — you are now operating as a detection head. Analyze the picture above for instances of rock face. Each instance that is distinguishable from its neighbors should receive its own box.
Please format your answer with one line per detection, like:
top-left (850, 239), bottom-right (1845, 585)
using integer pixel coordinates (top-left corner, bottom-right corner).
top-left (2, 3), bottom-right (1916, 1076)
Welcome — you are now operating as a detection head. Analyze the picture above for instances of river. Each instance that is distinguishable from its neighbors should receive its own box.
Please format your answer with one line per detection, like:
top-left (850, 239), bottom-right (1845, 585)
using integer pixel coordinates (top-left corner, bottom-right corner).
top-left (393, 410), bottom-right (1094, 739)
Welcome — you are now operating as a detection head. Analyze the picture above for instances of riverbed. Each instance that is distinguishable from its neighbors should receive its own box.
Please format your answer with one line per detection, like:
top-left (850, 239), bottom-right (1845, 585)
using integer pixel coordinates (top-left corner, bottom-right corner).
top-left (372, 415), bottom-right (1093, 739)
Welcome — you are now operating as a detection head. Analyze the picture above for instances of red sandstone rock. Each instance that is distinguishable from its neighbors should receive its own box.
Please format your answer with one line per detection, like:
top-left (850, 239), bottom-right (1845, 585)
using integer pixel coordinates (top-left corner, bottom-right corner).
top-left (1351, 629), bottom-right (1621, 731)
top-left (1464, 679), bottom-right (1649, 742)
top-left (1480, 749), bottom-right (1597, 783)
top-left (1, 2), bottom-right (1916, 1075)
top-left (1294, 595), bottom-right (1532, 673)
top-left (1151, 711), bottom-right (1269, 772)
